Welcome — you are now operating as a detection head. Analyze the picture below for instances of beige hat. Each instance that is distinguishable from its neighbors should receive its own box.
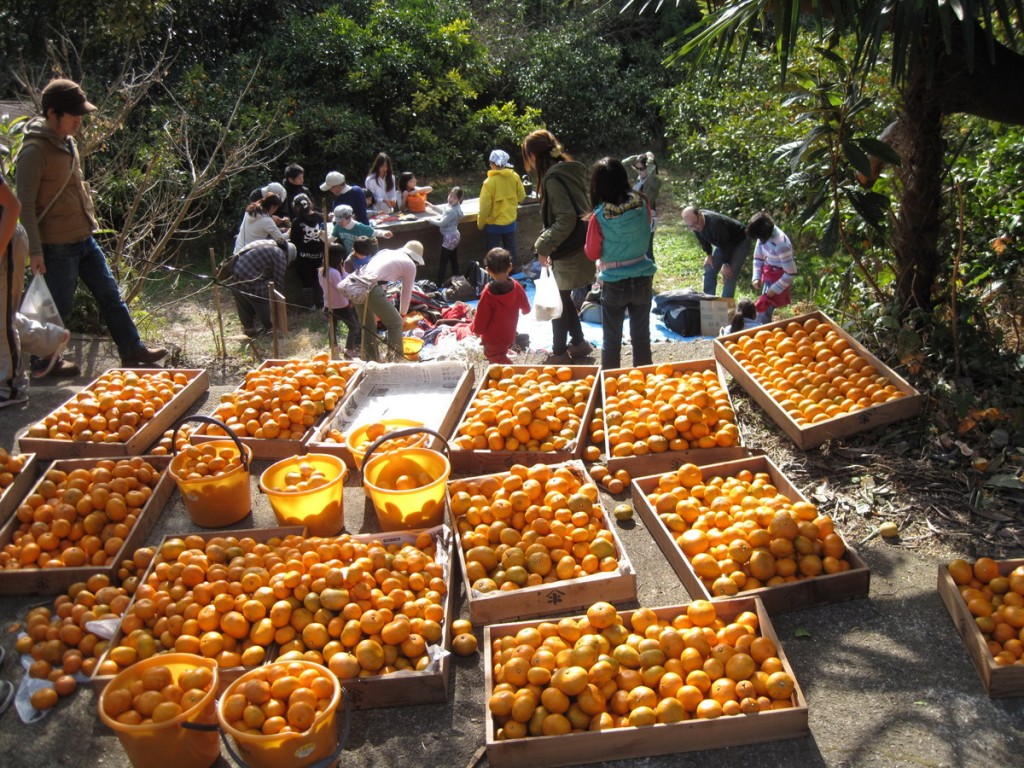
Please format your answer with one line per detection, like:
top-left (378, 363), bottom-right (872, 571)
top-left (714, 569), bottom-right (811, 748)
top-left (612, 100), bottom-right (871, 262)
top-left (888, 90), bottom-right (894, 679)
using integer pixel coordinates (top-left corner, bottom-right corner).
top-left (320, 171), bottom-right (344, 191)
top-left (403, 240), bottom-right (425, 265)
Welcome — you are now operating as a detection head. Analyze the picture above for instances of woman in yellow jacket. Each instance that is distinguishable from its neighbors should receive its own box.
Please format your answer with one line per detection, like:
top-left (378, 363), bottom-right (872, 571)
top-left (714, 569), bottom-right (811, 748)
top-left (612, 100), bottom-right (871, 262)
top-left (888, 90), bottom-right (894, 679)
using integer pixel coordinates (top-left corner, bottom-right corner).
top-left (477, 149), bottom-right (526, 272)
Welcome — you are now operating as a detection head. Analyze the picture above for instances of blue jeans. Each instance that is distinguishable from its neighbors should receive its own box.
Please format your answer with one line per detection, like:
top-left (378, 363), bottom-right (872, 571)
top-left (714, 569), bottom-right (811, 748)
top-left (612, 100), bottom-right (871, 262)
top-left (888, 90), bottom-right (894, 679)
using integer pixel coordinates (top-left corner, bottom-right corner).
top-left (600, 275), bottom-right (654, 370)
top-left (702, 240), bottom-right (750, 298)
top-left (42, 237), bottom-right (142, 355)
top-left (485, 226), bottom-right (518, 269)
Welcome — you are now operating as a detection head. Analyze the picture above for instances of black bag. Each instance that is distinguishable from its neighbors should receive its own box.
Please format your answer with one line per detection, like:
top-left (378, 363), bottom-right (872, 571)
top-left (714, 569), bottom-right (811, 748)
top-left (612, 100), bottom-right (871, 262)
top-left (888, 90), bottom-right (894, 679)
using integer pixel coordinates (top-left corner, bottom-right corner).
top-left (662, 304), bottom-right (701, 337)
top-left (443, 275), bottom-right (477, 302)
top-left (462, 260), bottom-right (489, 296)
top-left (547, 177), bottom-right (589, 260)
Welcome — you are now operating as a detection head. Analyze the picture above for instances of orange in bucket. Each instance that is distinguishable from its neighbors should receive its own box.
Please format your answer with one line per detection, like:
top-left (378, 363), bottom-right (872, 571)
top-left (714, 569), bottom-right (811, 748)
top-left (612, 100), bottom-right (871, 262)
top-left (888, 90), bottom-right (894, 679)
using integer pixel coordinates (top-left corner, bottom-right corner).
top-left (345, 418), bottom-right (426, 469)
top-left (217, 660), bottom-right (343, 768)
top-left (97, 653), bottom-right (220, 768)
top-left (168, 416), bottom-right (252, 528)
top-left (362, 448), bottom-right (451, 531)
top-left (260, 454), bottom-right (347, 536)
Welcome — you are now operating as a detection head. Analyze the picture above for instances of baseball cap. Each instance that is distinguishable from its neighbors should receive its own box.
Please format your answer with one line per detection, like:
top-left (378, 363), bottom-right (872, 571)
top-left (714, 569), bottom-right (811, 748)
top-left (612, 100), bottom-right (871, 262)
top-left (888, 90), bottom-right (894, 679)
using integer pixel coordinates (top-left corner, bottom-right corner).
top-left (41, 79), bottom-right (96, 117)
top-left (320, 171), bottom-right (345, 191)
top-left (489, 149), bottom-right (512, 168)
top-left (403, 241), bottom-right (425, 265)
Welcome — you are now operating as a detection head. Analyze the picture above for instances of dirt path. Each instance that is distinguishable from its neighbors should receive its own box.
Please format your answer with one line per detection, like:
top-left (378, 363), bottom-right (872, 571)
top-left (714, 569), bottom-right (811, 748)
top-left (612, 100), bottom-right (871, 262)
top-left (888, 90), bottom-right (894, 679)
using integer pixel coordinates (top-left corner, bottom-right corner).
top-left (0, 335), bottom-right (1021, 768)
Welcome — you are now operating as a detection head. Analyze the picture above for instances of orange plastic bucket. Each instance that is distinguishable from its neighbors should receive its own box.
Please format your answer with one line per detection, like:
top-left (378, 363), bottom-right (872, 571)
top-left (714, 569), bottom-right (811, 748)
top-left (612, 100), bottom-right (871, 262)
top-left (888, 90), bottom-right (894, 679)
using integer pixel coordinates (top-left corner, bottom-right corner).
top-left (259, 454), bottom-right (347, 536)
top-left (344, 418), bottom-right (426, 470)
top-left (97, 654), bottom-right (220, 768)
top-left (168, 416), bottom-right (252, 528)
top-left (217, 661), bottom-right (343, 768)
top-left (361, 427), bottom-right (451, 531)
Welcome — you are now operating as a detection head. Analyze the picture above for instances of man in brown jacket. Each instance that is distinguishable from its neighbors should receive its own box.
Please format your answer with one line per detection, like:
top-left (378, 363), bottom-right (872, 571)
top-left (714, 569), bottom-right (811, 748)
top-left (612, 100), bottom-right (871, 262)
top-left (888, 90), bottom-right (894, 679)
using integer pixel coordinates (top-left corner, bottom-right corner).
top-left (15, 78), bottom-right (166, 376)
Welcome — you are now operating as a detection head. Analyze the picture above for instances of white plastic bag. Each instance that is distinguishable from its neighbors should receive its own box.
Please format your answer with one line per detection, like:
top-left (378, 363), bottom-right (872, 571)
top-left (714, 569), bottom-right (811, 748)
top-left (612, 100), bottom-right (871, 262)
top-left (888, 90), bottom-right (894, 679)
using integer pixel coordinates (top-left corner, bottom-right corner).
top-left (533, 267), bottom-right (563, 322)
top-left (20, 275), bottom-right (64, 329)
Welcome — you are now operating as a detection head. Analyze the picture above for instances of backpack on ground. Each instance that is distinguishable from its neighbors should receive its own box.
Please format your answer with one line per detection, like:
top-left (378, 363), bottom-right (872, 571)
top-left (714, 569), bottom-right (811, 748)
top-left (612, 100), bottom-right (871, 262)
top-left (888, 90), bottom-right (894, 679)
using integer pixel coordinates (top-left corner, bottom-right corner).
top-left (443, 275), bottom-right (477, 302)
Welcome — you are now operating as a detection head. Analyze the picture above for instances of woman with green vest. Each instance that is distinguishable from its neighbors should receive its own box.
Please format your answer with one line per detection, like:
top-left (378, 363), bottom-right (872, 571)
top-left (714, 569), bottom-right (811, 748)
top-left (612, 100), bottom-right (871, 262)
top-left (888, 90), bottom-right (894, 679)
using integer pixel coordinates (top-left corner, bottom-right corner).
top-left (584, 157), bottom-right (657, 370)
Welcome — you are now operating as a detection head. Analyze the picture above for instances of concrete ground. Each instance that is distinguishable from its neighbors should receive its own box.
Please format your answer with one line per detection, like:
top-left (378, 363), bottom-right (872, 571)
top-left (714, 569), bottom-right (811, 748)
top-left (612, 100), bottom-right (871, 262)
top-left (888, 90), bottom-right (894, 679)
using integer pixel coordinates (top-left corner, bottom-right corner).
top-left (0, 335), bottom-right (1022, 768)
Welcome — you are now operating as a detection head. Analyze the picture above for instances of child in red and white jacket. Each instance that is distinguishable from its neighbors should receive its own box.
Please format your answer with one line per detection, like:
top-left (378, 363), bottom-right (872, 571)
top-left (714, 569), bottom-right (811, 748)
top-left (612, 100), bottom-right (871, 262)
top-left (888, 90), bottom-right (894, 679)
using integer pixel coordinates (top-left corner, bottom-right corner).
top-left (747, 211), bottom-right (797, 323)
top-left (470, 248), bottom-right (530, 364)
top-left (319, 243), bottom-right (365, 357)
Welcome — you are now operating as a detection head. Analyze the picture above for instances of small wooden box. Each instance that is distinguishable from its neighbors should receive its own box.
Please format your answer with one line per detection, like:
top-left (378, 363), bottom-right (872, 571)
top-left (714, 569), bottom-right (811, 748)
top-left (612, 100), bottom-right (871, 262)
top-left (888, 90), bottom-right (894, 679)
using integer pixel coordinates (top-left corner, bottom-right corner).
top-left (484, 597), bottom-right (809, 768)
top-left (307, 361), bottom-right (475, 466)
top-left (17, 369), bottom-right (208, 458)
top-left (0, 456), bottom-right (173, 595)
top-left (633, 455), bottom-right (870, 613)
top-left (0, 453), bottom-right (40, 526)
top-left (714, 310), bottom-right (923, 449)
top-left (449, 365), bottom-right (600, 474)
top-left (700, 297), bottom-right (736, 337)
top-left (937, 558), bottom-right (1024, 698)
top-left (194, 359), bottom-right (361, 460)
top-left (90, 525), bottom-right (306, 694)
top-left (601, 360), bottom-right (748, 477)
top-left (307, 525), bottom-right (458, 710)
top-left (450, 461), bottom-right (637, 624)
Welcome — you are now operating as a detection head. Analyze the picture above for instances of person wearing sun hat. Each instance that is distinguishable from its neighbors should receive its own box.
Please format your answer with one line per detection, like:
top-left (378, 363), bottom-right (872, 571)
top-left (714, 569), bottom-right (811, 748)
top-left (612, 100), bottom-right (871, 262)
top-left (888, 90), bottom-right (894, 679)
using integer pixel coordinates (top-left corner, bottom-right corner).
top-left (355, 240), bottom-right (424, 361)
top-left (477, 148), bottom-right (526, 271)
top-left (15, 77), bottom-right (167, 375)
top-left (320, 170), bottom-right (369, 225)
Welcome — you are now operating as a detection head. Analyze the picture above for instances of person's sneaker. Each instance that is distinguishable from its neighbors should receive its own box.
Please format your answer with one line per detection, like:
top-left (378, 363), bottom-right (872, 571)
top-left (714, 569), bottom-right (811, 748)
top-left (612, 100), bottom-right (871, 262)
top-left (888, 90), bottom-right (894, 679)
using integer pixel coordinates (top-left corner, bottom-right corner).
top-left (567, 340), bottom-right (593, 359)
top-left (121, 345), bottom-right (168, 367)
top-left (0, 390), bottom-right (28, 409)
top-left (32, 354), bottom-right (80, 378)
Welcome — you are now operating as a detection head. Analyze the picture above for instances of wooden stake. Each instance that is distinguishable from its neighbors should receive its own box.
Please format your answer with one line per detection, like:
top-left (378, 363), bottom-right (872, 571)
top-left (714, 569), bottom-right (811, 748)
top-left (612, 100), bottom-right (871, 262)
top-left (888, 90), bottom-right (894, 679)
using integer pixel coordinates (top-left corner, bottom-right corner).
top-left (208, 247), bottom-right (226, 357)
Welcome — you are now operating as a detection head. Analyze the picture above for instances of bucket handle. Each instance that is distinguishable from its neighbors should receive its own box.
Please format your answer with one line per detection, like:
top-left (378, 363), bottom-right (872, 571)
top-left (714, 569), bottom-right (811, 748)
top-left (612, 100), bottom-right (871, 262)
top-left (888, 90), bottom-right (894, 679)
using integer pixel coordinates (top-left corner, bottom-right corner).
top-left (171, 415), bottom-right (250, 474)
top-left (360, 426), bottom-right (450, 474)
top-left (184, 685), bottom-right (351, 768)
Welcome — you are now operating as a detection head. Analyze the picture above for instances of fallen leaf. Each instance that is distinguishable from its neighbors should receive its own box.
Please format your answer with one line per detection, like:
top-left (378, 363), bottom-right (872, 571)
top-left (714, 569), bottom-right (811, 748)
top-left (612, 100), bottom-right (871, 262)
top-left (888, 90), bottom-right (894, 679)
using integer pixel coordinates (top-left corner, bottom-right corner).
top-left (794, 627), bottom-right (811, 638)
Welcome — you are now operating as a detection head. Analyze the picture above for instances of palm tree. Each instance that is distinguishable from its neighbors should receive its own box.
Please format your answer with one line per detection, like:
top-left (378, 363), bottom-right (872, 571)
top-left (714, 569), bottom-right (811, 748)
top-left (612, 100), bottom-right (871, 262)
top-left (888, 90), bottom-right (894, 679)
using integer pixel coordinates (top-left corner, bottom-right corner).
top-left (675, 0), bottom-right (1024, 311)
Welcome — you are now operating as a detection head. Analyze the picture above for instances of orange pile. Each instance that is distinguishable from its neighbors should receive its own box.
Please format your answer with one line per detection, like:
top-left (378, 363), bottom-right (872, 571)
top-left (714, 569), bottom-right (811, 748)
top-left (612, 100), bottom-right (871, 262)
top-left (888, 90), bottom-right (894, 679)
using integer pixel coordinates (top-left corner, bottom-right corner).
top-left (23, 370), bottom-right (193, 443)
top-left (450, 464), bottom-right (620, 593)
top-left (588, 365), bottom-right (739, 460)
top-left (173, 443), bottom-right (245, 482)
top-left (97, 531), bottom-right (449, 680)
top-left (0, 448), bottom-right (28, 489)
top-left (947, 557), bottom-right (1024, 666)
top-left (102, 662), bottom-right (214, 726)
top-left (722, 317), bottom-right (907, 426)
top-left (222, 662), bottom-right (334, 736)
top-left (452, 365), bottom-right (594, 452)
top-left (646, 464), bottom-right (852, 595)
top-left (1, 458), bottom-right (163, 570)
top-left (588, 465), bottom-right (632, 496)
top-left (15, 573), bottom-right (137, 701)
top-left (265, 459), bottom-right (333, 493)
top-left (208, 355), bottom-right (357, 440)
top-left (488, 599), bottom-right (797, 739)
top-left (150, 425), bottom-right (195, 456)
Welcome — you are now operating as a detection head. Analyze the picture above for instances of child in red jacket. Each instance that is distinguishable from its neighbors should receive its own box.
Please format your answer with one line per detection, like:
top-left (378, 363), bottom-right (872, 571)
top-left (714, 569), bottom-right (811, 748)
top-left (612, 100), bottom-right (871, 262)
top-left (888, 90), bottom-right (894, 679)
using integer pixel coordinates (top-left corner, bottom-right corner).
top-left (470, 248), bottom-right (530, 364)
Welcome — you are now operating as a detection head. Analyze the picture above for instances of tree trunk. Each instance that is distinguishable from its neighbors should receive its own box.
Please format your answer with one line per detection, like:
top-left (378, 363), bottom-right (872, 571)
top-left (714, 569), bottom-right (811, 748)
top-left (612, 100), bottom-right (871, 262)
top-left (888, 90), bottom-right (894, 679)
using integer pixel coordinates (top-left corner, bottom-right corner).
top-left (892, 60), bottom-right (946, 311)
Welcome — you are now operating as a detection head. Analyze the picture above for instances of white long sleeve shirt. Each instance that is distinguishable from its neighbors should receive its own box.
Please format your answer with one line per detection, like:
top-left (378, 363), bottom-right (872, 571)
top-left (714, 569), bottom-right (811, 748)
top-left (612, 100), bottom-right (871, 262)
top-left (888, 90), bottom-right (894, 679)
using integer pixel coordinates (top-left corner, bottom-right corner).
top-left (364, 248), bottom-right (418, 315)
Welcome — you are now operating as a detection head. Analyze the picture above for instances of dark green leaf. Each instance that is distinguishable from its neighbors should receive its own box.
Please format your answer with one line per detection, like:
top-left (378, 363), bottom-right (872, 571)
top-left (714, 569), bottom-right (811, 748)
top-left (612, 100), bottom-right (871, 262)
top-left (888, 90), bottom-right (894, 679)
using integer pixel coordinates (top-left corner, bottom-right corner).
top-left (820, 210), bottom-right (839, 257)
top-left (858, 137), bottom-right (902, 167)
top-left (842, 140), bottom-right (872, 176)
top-left (794, 627), bottom-right (812, 638)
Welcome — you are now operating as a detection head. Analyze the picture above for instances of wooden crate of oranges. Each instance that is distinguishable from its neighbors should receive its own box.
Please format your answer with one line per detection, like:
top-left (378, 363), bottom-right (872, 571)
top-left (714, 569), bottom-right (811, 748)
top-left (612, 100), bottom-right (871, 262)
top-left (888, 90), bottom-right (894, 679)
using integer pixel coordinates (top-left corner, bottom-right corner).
top-left (449, 461), bottom-right (637, 624)
top-left (483, 597), bottom-right (808, 768)
top-left (937, 557), bottom-right (1024, 697)
top-left (592, 360), bottom-right (747, 477)
top-left (92, 525), bottom-right (459, 709)
top-left (714, 310), bottom-right (922, 449)
top-left (0, 456), bottom-right (173, 595)
top-left (90, 526), bottom-right (303, 694)
top-left (632, 456), bottom-right (870, 613)
top-left (448, 364), bottom-right (599, 475)
top-left (0, 450), bottom-right (40, 526)
top-left (18, 369), bottom-right (208, 459)
top-left (195, 356), bottom-right (361, 460)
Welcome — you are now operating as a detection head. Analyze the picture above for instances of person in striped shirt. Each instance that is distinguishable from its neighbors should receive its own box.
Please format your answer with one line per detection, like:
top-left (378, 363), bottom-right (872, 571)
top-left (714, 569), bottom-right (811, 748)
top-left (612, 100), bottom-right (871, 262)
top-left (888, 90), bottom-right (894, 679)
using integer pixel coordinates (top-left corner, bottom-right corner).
top-left (228, 241), bottom-right (289, 338)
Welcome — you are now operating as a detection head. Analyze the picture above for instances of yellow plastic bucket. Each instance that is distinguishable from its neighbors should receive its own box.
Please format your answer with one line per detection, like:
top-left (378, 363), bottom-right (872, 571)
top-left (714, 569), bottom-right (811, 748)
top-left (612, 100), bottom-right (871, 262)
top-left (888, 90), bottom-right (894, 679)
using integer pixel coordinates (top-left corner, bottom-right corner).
top-left (97, 653), bottom-right (220, 768)
top-left (361, 428), bottom-right (451, 531)
top-left (402, 336), bottom-right (424, 361)
top-left (344, 418), bottom-right (426, 470)
top-left (259, 454), bottom-right (347, 536)
top-left (217, 661), bottom-right (343, 768)
top-left (168, 416), bottom-right (252, 528)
